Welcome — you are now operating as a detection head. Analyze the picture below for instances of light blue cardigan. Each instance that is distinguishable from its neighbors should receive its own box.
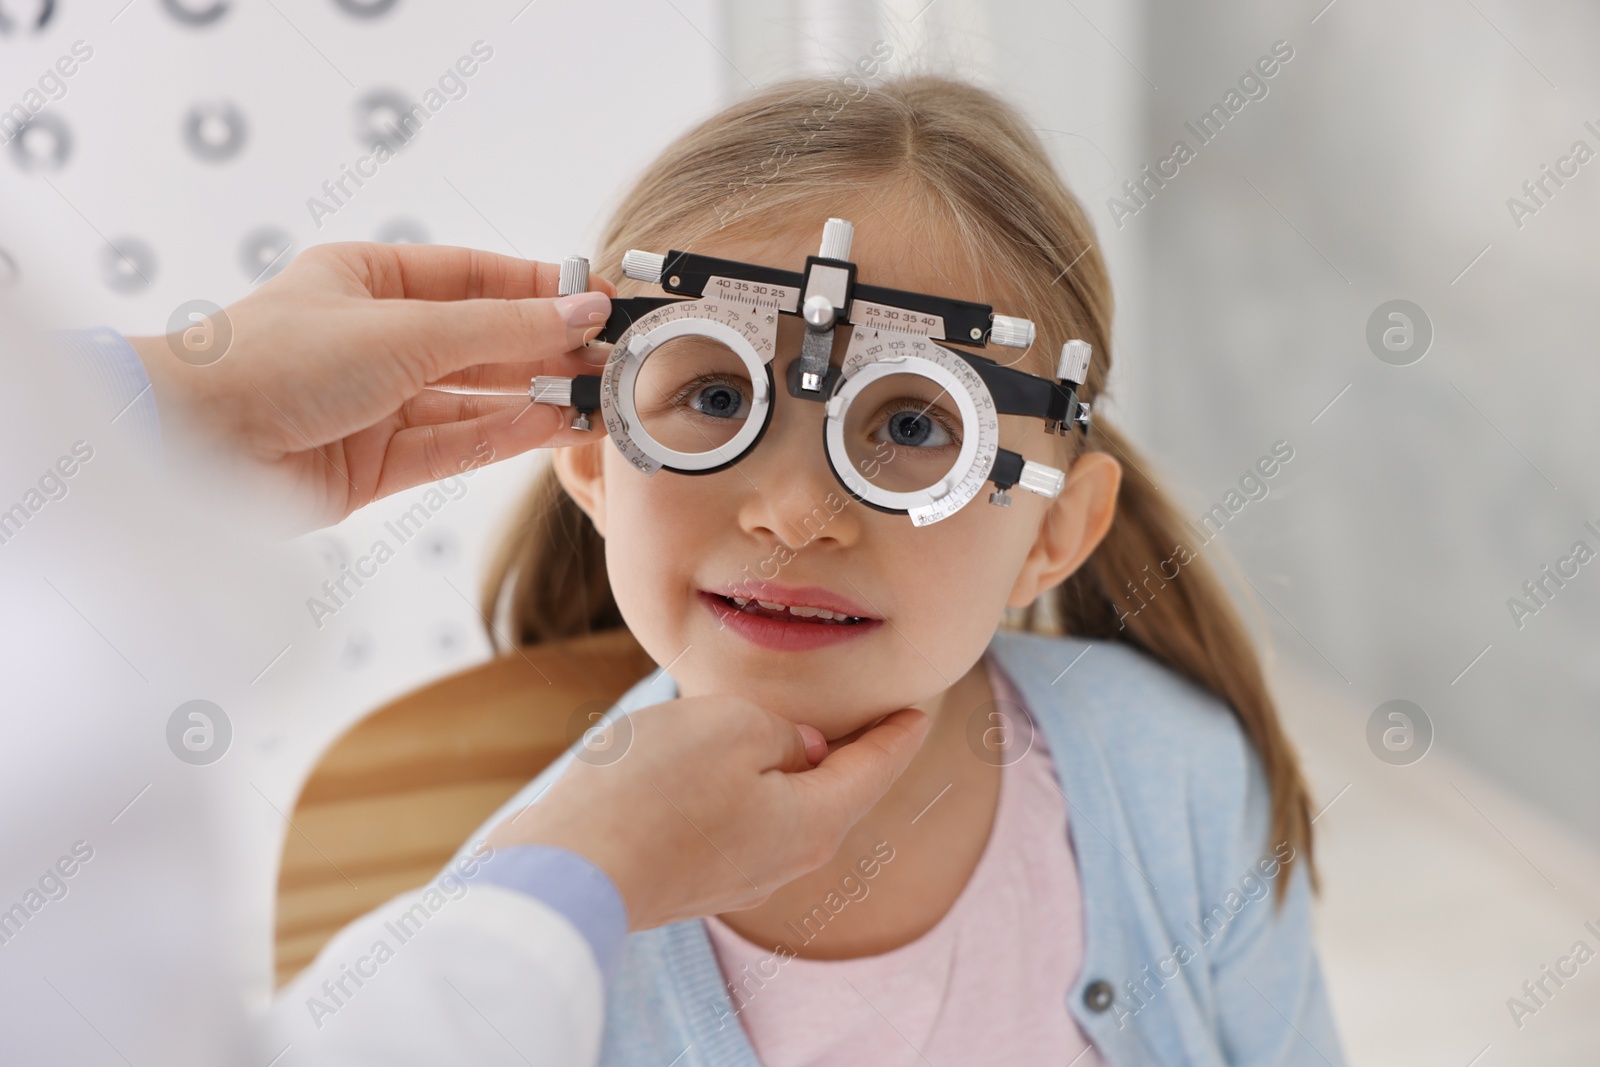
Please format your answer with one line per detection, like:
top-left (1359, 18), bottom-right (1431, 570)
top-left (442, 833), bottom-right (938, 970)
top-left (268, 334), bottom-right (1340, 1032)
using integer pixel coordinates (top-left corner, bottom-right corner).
top-left (461, 629), bottom-right (1346, 1066)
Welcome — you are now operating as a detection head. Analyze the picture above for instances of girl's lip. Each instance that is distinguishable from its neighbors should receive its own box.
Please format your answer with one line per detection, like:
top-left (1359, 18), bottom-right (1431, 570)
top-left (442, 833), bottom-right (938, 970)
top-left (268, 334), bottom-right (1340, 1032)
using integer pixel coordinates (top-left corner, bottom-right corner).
top-left (699, 582), bottom-right (879, 620)
top-left (699, 591), bottom-right (883, 652)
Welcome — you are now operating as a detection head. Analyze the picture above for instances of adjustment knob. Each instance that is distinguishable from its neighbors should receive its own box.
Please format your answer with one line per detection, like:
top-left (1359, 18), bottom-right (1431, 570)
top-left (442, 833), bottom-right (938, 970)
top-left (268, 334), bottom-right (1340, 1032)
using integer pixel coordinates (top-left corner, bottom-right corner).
top-left (622, 250), bottom-right (665, 283)
top-left (1058, 339), bottom-right (1092, 385)
top-left (803, 293), bottom-right (837, 330)
top-left (530, 375), bottom-right (573, 405)
top-left (558, 256), bottom-right (590, 297)
top-left (990, 315), bottom-right (1036, 349)
top-left (819, 218), bottom-right (854, 261)
top-left (1018, 460), bottom-right (1066, 498)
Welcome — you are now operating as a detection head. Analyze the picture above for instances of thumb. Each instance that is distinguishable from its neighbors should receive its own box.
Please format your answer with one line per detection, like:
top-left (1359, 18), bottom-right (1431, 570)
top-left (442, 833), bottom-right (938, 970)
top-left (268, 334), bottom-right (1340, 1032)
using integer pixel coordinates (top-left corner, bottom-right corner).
top-left (768, 722), bottom-right (831, 775)
top-left (797, 725), bottom-right (828, 767)
top-left (795, 709), bottom-right (931, 823)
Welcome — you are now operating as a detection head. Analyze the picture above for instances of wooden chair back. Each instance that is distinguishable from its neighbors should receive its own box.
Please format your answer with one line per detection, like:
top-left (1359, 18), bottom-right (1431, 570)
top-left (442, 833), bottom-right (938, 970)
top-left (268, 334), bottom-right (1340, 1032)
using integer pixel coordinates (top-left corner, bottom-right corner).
top-left (273, 627), bottom-right (653, 988)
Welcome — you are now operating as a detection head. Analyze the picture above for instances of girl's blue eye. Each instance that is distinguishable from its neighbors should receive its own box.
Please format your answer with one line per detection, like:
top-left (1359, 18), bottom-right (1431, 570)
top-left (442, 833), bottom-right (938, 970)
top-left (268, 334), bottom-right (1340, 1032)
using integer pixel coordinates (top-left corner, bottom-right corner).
top-left (682, 376), bottom-right (749, 420)
top-left (874, 402), bottom-right (958, 449)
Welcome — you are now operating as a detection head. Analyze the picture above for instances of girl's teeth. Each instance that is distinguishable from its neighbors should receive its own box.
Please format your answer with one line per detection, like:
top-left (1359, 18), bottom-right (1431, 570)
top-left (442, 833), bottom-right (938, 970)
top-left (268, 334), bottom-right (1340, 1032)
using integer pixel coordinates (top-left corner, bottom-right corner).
top-left (719, 593), bottom-right (862, 623)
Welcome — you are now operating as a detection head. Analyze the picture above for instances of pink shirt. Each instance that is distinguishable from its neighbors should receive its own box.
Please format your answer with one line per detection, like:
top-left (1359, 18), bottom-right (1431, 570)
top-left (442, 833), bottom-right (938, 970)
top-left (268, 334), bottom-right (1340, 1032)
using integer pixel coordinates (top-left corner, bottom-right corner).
top-left (704, 653), bottom-right (1103, 1067)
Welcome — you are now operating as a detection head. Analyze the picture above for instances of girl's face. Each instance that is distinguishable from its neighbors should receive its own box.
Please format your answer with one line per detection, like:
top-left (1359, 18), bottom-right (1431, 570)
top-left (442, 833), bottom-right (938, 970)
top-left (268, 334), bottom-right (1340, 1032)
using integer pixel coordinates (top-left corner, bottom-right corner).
top-left (555, 207), bottom-right (1119, 737)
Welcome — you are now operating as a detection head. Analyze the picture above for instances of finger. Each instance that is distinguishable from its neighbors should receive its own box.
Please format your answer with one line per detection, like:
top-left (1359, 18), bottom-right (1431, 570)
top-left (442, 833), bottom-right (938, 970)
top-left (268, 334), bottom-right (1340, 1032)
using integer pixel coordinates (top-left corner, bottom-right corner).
top-left (333, 242), bottom-right (616, 301)
top-left (816, 714), bottom-right (883, 757)
top-left (798, 725), bottom-right (828, 766)
top-left (770, 723), bottom-right (829, 775)
top-left (794, 709), bottom-right (931, 823)
top-left (403, 383), bottom-right (614, 451)
top-left (740, 703), bottom-right (824, 776)
top-left (398, 390), bottom-right (527, 428)
top-left (370, 401), bottom-right (569, 499)
top-left (397, 292), bottom-right (612, 381)
top-left (425, 347), bottom-right (610, 394)
top-left (395, 390), bottom-right (609, 451)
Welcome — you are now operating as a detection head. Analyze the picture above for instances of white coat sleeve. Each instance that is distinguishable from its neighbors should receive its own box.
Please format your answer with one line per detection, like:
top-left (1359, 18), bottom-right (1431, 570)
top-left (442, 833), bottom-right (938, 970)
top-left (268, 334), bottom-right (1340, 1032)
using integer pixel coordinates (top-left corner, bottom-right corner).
top-left (265, 854), bottom-right (618, 1067)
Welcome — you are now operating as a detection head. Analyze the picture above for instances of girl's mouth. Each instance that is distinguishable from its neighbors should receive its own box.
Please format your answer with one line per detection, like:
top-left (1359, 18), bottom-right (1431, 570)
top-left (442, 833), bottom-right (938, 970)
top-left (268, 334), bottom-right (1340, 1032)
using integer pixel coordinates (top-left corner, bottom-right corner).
top-left (715, 593), bottom-right (870, 624)
top-left (698, 590), bottom-right (883, 652)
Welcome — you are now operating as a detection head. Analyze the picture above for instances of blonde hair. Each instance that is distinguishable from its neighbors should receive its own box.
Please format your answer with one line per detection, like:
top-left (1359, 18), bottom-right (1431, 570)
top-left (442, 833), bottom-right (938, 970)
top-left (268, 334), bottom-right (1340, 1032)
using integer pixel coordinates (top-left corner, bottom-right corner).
top-left (482, 74), bottom-right (1315, 901)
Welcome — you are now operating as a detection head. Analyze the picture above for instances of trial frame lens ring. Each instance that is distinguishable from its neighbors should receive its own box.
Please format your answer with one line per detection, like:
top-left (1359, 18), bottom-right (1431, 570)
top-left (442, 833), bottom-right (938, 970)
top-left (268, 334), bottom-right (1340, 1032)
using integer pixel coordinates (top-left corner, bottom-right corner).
top-left (613, 316), bottom-right (772, 473)
top-left (823, 354), bottom-right (984, 517)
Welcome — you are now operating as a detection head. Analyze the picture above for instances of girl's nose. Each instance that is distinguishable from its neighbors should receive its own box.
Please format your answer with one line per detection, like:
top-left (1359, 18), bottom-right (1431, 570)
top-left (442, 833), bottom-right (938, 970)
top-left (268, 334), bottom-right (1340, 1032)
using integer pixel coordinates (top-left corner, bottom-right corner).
top-left (731, 376), bottom-right (862, 550)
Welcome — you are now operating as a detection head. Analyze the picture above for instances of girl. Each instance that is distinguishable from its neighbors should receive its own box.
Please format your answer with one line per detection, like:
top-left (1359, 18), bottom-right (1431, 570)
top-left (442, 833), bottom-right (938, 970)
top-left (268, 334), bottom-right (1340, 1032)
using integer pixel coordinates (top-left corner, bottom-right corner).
top-left (472, 74), bottom-right (1343, 1066)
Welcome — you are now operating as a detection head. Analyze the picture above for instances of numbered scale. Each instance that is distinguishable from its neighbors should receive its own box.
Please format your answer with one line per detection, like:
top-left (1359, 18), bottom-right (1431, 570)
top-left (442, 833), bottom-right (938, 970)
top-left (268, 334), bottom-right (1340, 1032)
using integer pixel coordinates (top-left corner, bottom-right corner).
top-left (531, 219), bottom-right (1093, 527)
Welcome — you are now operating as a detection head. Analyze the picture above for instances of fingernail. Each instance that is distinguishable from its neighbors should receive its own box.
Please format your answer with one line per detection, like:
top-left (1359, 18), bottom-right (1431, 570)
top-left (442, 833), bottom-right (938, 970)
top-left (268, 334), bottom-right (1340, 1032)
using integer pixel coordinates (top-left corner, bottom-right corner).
top-left (555, 291), bottom-right (610, 347)
top-left (798, 724), bottom-right (827, 765)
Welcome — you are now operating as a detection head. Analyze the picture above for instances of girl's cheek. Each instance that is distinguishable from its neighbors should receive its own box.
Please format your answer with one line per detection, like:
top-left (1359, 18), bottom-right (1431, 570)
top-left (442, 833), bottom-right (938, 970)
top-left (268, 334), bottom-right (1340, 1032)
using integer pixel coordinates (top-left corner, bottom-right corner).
top-left (609, 474), bottom-right (717, 645)
top-left (901, 523), bottom-right (1023, 643)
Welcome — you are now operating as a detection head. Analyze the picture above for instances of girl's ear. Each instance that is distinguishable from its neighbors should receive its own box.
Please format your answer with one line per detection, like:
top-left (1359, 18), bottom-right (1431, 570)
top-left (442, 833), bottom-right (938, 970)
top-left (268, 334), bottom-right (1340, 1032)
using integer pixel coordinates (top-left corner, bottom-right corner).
top-left (1007, 451), bottom-right (1121, 608)
top-left (551, 441), bottom-right (608, 537)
